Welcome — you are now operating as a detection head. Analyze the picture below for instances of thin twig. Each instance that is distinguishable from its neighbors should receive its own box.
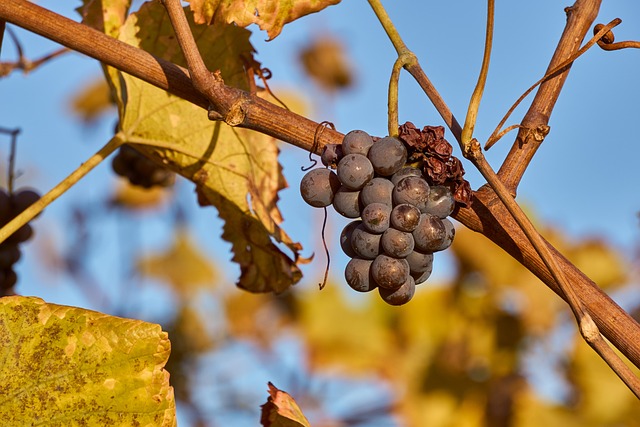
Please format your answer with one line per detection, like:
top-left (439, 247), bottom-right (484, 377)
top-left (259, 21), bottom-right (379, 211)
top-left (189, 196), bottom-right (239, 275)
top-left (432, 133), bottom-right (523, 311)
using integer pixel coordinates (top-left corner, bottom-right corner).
top-left (0, 136), bottom-right (123, 245)
top-left (387, 57), bottom-right (403, 137)
top-left (485, 18), bottom-right (621, 149)
top-left (462, 0), bottom-right (494, 144)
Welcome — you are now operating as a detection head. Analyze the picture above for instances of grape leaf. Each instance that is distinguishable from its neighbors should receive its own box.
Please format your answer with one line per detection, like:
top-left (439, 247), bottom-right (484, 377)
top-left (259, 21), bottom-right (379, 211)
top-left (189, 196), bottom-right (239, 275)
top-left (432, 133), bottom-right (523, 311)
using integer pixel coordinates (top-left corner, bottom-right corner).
top-left (111, 1), bottom-right (303, 293)
top-left (260, 382), bottom-right (311, 427)
top-left (188, 0), bottom-right (341, 40)
top-left (77, 0), bottom-right (132, 37)
top-left (0, 296), bottom-right (175, 426)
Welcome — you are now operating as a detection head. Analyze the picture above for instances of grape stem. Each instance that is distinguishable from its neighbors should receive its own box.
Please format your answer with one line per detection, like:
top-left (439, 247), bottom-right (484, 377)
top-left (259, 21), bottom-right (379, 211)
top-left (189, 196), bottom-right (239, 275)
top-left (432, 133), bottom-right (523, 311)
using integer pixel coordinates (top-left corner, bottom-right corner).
top-left (461, 0), bottom-right (494, 145)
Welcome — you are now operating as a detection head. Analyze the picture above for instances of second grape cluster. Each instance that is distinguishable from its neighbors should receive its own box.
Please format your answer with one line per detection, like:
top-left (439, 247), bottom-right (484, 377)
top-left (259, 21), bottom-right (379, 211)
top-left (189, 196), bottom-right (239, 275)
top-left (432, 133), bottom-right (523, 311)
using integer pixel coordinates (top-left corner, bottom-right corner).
top-left (300, 130), bottom-right (457, 306)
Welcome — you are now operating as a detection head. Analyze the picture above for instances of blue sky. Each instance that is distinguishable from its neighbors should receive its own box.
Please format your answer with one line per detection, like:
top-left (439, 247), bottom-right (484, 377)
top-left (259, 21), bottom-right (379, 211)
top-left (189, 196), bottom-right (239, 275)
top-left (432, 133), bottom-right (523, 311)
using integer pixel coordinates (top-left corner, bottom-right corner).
top-left (1, 0), bottom-right (639, 307)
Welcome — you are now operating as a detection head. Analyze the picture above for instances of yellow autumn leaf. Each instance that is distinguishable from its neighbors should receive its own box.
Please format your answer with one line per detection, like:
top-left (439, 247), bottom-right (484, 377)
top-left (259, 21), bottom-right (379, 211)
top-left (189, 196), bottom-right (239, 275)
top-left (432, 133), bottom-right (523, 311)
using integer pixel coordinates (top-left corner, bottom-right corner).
top-left (260, 382), bottom-right (311, 427)
top-left (0, 296), bottom-right (175, 426)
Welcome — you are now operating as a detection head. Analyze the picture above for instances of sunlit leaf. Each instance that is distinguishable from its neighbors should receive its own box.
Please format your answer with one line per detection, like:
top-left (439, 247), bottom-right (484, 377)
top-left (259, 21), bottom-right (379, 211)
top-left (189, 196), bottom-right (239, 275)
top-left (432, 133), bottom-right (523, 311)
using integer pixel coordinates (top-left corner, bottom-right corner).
top-left (77, 0), bottom-right (132, 37)
top-left (109, 180), bottom-right (173, 211)
top-left (565, 238), bottom-right (627, 289)
top-left (69, 77), bottom-right (115, 124)
top-left (260, 382), bottom-right (311, 427)
top-left (111, 1), bottom-right (304, 293)
top-left (299, 36), bottom-right (354, 92)
top-left (0, 296), bottom-right (175, 426)
top-left (188, 0), bottom-right (341, 40)
top-left (137, 228), bottom-right (217, 296)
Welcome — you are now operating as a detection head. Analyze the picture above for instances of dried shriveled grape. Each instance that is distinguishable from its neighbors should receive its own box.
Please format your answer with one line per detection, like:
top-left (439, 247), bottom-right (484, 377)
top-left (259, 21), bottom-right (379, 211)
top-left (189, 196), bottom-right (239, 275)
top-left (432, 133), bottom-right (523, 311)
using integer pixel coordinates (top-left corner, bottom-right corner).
top-left (321, 143), bottom-right (343, 167)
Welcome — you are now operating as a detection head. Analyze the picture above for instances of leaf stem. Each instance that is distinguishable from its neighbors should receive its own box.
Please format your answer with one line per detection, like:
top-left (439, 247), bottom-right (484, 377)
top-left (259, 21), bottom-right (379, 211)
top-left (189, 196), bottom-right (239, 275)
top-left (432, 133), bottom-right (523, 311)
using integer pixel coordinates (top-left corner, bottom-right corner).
top-left (387, 57), bottom-right (403, 137)
top-left (0, 136), bottom-right (123, 245)
top-left (461, 0), bottom-right (494, 145)
top-left (366, 0), bottom-right (409, 55)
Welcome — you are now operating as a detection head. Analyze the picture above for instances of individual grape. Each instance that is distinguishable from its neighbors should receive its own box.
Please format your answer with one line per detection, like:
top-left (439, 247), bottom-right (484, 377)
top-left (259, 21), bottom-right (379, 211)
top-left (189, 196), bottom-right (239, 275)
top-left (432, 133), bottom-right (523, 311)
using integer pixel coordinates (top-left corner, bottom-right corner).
top-left (412, 213), bottom-right (447, 253)
top-left (351, 224), bottom-right (382, 259)
top-left (321, 143), bottom-right (343, 167)
top-left (370, 254), bottom-right (410, 289)
top-left (345, 258), bottom-right (377, 292)
top-left (381, 228), bottom-right (414, 258)
top-left (379, 275), bottom-right (415, 306)
top-left (390, 204), bottom-right (421, 232)
top-left (411, 268), bottom-right (432, 285)
top-left (392, 176), bottom-right (430, 212)
top-left (337, 153), bottom-right (374, 190)
top-left (361, 203), bottom-right (391, 234)
top-left (360, 177), bottom-right (394, 207)
top-left (299, 168), bottom-right (341, 208)
top-left (367, 136), bottom-right (407, 176)
top-left (112, 145), bottom-right (175, 189)
top-left (0, 268), bottom-right (17, 290)
top-left (342, 130), bottom-right (374, 155)
top-left (340, 221), bottom-right (361, 258)
top-left (0, 246), bottom-right (20, 269)
top-left (390, 166), bottom-right (422, 186)
top-left (430, 218), bottom-right (455, 252)
top-left (424, 185), bottom-right (455, 218)
top-left (406, 250), bottom-right (434, 273)
top-left (332, 186), bottom-right (362, 218)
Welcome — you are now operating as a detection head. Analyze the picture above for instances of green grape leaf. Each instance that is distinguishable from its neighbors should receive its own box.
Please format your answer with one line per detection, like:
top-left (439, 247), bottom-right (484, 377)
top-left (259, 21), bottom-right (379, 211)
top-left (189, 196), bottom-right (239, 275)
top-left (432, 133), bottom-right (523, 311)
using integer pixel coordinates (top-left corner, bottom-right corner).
top-left (188, 0), bottom-right (341, 40)
top-left (260, 382), bottom-right (311, 427)
top-left (111, 1), bottom-right (303, 293)
top-left (137, 229), bottom-right (218, 296)
top-left (0, 296), bottom-right (175, 426)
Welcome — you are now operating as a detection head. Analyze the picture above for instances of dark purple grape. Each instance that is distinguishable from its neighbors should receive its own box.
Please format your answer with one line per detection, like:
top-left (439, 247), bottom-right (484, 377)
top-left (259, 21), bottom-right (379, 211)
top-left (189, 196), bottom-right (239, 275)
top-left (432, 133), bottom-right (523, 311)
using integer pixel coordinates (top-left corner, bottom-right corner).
top-left (392, 176), bottom-right (430, 212)
top-left (406, 250), bottom-right (434, 273)
top-left (0, 246), bottom-right (20, 269)
top-left (7, 224), bottom-right (33, 245)
top-left (381, 228), bottom-right (414, 258)
top-left (0, 268), bottom-right (17, 290)
top-left (412, 213), bottom-right (447, 253)
top-left (371, 254), bottom-right (409, 289)
top-left (361, 203), bottom-right (391, 234)
top-left (367, 136), bottom-right (407, 176)
top-left (390, 166), bottom-right (422, 186)
top-left (411, 268), bottom-right (432, 285)
top-left (379, 275), bottom-right (415, 305)
top-left (332, 186), bottom-right (362, 218)
top-left (345, 258), bottom-right (377, 292)
top-left (351, 224), bottom-right (382, 259)
top-left (390, 204), bottom-right (421, 232)
top-left (321, 143), bottom-right (344, 167)
top-left (299, 168), bottom-right (341, 208)
top-left (0, 190), bottom-right (11, 223)
top-left (430, 218), bottom-right (455, 252)
top-left (360, 177), bottom-right (394, 207)
top-left (425, 185), bottom-right (455, 218)
top-left (340, 221), bottom-right (361, 258)
top-left (337, 153), bottom-right (374, 190)
top-left (342, 130), bottom-right (374, 155)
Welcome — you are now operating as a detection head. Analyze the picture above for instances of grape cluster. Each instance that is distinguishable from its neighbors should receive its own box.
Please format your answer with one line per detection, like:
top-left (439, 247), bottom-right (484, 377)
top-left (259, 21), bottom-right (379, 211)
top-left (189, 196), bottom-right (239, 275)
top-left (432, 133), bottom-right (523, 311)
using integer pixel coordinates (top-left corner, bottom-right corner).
top-left (300, 129), bottom-right (461, 306)
top-left (0, 188), bottom-right (41, 292)
top-left (112, 145), bottom-right (175, 189)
